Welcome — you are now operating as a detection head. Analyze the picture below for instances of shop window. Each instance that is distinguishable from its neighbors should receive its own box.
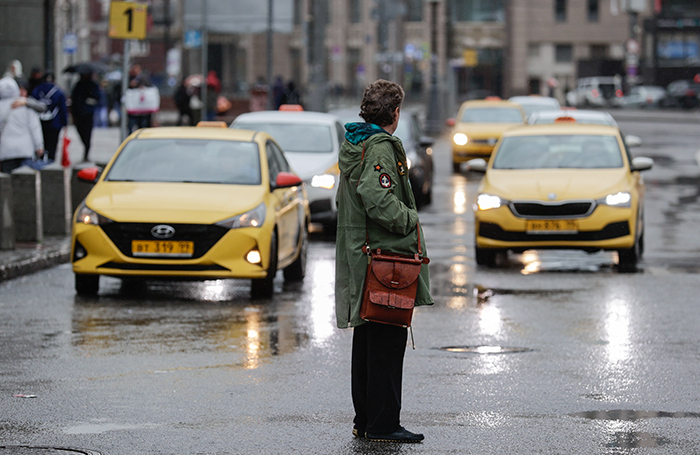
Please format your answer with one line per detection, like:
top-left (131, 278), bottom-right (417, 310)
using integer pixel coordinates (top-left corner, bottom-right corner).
top-left (406, 0), bottom-right (423, 21)
top-left (454, 0), bottom-right (505, 22)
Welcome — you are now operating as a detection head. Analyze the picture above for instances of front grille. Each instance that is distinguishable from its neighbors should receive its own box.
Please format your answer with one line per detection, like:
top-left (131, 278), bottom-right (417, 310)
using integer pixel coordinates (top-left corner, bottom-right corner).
top-left (100, 222), bottom-right (229, 259)
top-left (510, 201), bottom-right (595, 218)
top-left (479, 221), bottom-right (630, 242)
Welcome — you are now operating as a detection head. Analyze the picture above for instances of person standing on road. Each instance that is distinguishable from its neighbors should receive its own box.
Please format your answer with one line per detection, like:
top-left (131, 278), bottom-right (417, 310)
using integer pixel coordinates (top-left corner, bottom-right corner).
top-left (335, 79), bottom-right (432, 443)
top-left (70, 71), bottom-right (101, 162)
top-left (32, 72), bottom-right (68, 162)
top-left (0, 77), bottom-right (44, 174)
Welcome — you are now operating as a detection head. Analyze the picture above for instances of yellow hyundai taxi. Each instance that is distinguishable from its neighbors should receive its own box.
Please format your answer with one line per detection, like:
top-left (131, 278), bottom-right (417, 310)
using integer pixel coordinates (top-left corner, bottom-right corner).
top-left (469, 123), bottom-right (653, 270)
top-left (450, 99), bottom-right (526, 172)
top-left (71, 124), bottom-right (310, 297)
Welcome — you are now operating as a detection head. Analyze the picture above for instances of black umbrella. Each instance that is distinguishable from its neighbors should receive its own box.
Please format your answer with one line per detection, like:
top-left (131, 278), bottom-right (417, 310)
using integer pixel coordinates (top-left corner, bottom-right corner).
top-left (63, 61), bottom-right (109, 75)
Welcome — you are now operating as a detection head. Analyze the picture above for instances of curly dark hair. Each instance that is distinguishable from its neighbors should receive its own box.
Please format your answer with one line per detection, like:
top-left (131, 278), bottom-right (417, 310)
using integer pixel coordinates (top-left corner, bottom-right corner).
top-left (359, 79), bottom-right (405, 127)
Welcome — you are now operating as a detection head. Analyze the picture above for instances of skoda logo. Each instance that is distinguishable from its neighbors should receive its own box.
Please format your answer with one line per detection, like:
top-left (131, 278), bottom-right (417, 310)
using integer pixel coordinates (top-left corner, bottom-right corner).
top-left (548, 193), bottom-right (557, 200)
top-left (151, 224), bottom-right (175, 239)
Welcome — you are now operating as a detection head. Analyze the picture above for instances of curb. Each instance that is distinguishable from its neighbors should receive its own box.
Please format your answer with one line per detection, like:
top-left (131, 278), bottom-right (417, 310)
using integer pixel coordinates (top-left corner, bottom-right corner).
top-left (0, 242), bottom-right (72, 282)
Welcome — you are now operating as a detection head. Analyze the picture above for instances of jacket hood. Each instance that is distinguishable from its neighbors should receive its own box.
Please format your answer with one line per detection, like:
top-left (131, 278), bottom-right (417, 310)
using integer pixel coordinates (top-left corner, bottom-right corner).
top-left (0, 77), bottom-right (20, 100)
top-left (339, 122), bottom-right (396, 177)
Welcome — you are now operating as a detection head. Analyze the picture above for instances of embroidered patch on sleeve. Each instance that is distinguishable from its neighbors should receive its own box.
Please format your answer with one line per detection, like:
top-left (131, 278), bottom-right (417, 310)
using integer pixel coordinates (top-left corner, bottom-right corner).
top-left (379, 173), bottom-right (392, 188)
top-left (397, 161), bottom-right (406, 175)
top-left (374, 164), bottom-right (383, 172)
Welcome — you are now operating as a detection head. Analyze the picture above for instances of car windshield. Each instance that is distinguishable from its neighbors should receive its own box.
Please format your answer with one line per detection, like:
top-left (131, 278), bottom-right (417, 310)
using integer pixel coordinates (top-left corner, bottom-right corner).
top-left (461, 107), bottom-right (523, 123)
top-left (234, 122), bottom-right (334, 153)
top-left (492, 135), bottom-right (623, 169)
top-left (105, 138), bottom-right (262, 184)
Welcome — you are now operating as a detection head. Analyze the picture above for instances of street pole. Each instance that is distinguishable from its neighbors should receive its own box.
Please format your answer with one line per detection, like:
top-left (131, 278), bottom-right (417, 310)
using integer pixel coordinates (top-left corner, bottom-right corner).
top-left (425, 0), bottom-right (442, 135)
top-left (120, 40), bottom-right (130, 142)
top-left (201, 0), bottom-right (209, 121)
top-left (267, 0), bottom-right (274, 109)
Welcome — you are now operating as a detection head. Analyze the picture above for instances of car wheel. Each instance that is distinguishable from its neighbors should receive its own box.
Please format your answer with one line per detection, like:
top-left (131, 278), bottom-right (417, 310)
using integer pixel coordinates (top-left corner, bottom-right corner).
top-left (284, 222), bottom-right (308, 282)
top-left (453, 161), bottom-right (461, 173)
top-left (617, 234), bottom-right (640, 273)
top-left (475, 245), bottom-right (498, 267)
top-left (75, 273), bottom-right (99, 296)
top-left (251, 230), bottom-right (278, 298)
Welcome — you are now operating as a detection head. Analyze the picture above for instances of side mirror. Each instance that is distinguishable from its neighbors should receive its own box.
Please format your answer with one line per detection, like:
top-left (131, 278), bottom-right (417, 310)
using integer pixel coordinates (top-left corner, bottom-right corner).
top-left (631, 156), bottom-right (653, 172)
top-left (76, 167), bottom-right (101, 183)
top-left (466, 158), bottom-right (488, 173)
top-left (419, 136), bottom-right (434, 147)
top-left (625, 134), bottom-right (642, 148)
top-left (275, 171), bottom-right (303, 188)
top-left (445, 118), bottom-right (456, 127)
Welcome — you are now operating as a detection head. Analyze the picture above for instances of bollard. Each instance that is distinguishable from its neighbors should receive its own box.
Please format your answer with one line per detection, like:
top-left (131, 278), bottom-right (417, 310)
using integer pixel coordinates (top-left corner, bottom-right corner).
top-left (0, 173), bottom-right (15, 250)
top-left (71, 161), bottom-right (98, 216)
top-left (11, 166), bottom-right (43, 243)
top-left (41, 162), bottom-right (72, 235)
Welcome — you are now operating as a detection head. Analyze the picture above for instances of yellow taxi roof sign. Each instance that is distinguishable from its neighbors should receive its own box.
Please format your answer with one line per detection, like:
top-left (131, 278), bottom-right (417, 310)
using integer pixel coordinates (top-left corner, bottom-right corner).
top-left (196, 121), bottom-right (228, 128)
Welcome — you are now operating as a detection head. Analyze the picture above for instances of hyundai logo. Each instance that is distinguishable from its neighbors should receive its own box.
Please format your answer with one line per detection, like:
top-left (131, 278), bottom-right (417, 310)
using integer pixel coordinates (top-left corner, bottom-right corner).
top-left (151, 225), bottom-right (175, 239)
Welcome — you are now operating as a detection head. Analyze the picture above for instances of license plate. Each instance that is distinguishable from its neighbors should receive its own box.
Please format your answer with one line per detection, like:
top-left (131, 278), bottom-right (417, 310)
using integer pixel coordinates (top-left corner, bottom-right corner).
top-left (131, 240), bottom-right (194, 257)
top-left (526, 219), bottom-right (578, 234)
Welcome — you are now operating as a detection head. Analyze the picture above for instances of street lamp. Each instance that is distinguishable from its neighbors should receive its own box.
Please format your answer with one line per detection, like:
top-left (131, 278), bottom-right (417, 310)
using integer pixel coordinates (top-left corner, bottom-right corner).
top-left (425, 0), bottom-right (442, 135)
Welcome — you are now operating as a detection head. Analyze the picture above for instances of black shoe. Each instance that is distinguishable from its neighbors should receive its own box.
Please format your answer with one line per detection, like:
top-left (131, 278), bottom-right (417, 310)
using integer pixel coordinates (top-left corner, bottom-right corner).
top-left (352, 427), bottom-right (365, 439)
top-left (365, 426), bottom-right (424, 443)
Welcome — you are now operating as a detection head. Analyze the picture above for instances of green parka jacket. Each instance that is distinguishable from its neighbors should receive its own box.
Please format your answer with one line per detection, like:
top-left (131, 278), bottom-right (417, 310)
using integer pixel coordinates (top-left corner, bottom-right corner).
top-left (334, 122), bottom-right (433, 328)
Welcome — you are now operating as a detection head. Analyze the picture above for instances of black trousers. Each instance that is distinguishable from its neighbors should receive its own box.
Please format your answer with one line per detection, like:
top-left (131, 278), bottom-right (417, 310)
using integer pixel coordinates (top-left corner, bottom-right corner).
top-left (352, 322), bottom-right (407, 434)
top-left (41, 122), bottom-right (61, 162)
top-left (74, 113), bottom-right (94, 160)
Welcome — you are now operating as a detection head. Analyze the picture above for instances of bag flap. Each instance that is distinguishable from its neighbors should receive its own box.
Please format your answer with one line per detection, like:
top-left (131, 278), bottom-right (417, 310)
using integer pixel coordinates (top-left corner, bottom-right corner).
top-left (370, 257), bottom-right (422, 289)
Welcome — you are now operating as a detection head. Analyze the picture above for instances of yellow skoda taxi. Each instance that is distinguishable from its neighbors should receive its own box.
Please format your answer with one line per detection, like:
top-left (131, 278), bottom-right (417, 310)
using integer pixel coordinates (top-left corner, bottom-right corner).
top-left (469, 122), bottom-right (653, 270)
top-left (71, 124), bottom-right (310, 297)
top-left (450, 99), bottom-right (526, 172)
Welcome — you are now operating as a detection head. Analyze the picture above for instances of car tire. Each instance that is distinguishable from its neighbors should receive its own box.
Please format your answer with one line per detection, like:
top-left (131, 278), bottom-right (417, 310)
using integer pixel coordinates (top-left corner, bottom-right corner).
top-left (475, 245), bottom-right (497, 267)
top-left (284, 222), bottom-right (308, 282)
top-left (453, 161), bottom-right (461, 173)
top-left (75, 273), bottom-right (99, 296)
top-left (251, 230), bottom-right (278, 298)
top-left (617, 234), bottom-right (640, 273)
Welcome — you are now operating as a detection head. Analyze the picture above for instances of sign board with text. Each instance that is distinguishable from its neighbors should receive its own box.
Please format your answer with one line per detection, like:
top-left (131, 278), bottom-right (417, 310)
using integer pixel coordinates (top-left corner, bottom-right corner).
top-left (109, 2), bottom-right (148, 40)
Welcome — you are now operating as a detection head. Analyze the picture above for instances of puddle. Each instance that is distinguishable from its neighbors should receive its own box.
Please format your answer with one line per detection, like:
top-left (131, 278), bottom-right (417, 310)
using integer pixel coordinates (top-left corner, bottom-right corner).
top-left (606, 431), bottom-right (671, 449)
top-left (63, 422), bottom-right (160, 435)
top-left (437, 345), bottom-right (534, 354)
top-left (0, 447), bottom-right (101, 455)
top-left (571, 409), bottom-right (700, 421)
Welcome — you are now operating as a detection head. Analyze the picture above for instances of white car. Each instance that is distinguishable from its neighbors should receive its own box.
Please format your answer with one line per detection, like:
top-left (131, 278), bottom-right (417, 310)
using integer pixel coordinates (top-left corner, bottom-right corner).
top-left (508, 95), bottom-right (561, 119)
top-left (231, 111), bottom-right (345, 229)
top-left (565, 77), bottom-right (623, 108)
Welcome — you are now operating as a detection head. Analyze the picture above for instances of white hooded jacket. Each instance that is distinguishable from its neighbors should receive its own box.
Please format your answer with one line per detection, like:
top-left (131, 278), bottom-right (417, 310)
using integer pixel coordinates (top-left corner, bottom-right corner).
top-left (0, 77), bottom-right (44, 163)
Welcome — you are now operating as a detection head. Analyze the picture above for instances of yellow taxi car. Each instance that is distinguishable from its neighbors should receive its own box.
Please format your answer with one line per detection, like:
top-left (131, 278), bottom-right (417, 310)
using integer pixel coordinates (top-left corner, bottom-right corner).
top-left (71, 124), bottom-right (310, 297)
top-left (450, 99), bottom-right (526, 172)
top-left (468, 123), bottom-right (653, 270)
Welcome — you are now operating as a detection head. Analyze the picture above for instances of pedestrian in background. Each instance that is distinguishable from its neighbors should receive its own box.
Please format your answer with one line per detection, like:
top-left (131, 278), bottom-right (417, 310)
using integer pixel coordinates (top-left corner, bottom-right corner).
top-left (174, 80), bottom-right (193, 126)
top-left (32, 72), bottom-right (68, 162)
top-left (0, 77), bottom-right (44, 173)
top-left (334, 79), bottom-right (432, 443)
top-left (70, 71), bottom-right (101, 162)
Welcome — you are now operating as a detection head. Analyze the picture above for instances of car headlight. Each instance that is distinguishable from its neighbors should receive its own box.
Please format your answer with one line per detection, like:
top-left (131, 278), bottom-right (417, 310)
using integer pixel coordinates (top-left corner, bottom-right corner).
top-left (600, 191), bottom-right (631, 207)
top-left (476, 194), bottom-right (505, 211)
top-left (310, 174), bottom-right (336, 190)
top-left (216, 202), bottom-right (266, 229)
top-left (75, 202), bottom-right (112, 225)
top-left (453, 133), bottom-right (468, 146)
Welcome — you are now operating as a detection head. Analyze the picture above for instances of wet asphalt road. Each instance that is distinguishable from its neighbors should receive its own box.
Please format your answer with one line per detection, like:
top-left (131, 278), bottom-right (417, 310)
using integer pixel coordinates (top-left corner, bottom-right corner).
top-left (1, 110), bottom-right (700, 454)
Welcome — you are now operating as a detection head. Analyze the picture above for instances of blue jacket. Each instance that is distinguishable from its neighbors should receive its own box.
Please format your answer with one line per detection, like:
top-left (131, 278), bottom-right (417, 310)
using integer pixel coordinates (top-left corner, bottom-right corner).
top-left (32, 82), bottom-right (68, 130)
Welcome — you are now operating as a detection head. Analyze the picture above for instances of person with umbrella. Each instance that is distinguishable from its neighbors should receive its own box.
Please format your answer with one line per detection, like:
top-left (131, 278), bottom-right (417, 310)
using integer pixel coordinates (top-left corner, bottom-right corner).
top-left (70, 69), bottom-right (101, 162)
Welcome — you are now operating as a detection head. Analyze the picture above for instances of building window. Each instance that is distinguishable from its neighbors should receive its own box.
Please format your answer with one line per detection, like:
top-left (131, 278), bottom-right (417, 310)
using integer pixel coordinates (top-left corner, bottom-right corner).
top-left (350, 0), bottom-right (361, 23)
top-left (293, 0), bottom-right (302, 25)
top-left (554, 0), bottom-right (567, 22)
top-left (590, 44), bottom-right (607, 59)
top-left (588, 0), bottom-right (599, 22)
top-left (406, 0), bottom-right (423, 22)
top-left (454, 0), bottom-right (505, 22)
top-left (528, 43), bottom-right (540, 58)
top-left (555, 44), bottom-right (573, 62)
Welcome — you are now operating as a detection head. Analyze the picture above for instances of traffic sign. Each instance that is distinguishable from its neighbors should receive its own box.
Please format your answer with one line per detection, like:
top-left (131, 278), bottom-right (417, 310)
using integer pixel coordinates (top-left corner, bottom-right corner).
top-left (109, 2), bottom-right (148, 40)
top-left (62, 33), bottom-right (77, 55)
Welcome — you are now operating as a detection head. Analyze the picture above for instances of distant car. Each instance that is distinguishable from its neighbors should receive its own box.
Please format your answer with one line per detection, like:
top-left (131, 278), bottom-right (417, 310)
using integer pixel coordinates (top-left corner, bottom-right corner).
top-left (662, 80), bottom-right (700, 109)
top-left (468, 123), bottom-right (653, 271)
top-left (329, 107), bottom-right (434, 208)
top-left (508, 95), bottom-right (561, 119)
top-left (71, 124), bottom-right (310, 298)
top-left (615, 85), bottom-right (667, 109)
top-left (231, 111), bottom-right (344, 229)
top-left (566, 77), bottom-right (623, 108)
top-left (449, 99), bottom-right (526, 172)
top-left (527, 109), bottom-right (643, 148)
